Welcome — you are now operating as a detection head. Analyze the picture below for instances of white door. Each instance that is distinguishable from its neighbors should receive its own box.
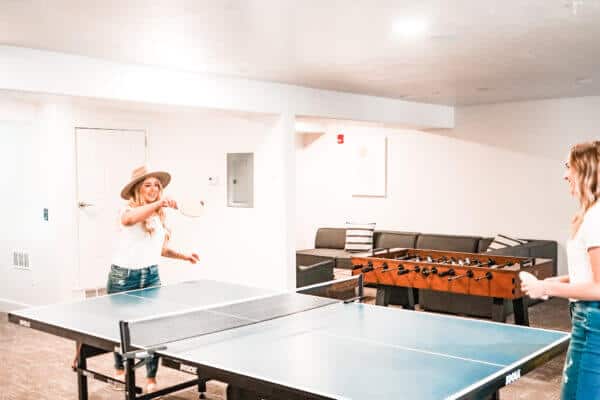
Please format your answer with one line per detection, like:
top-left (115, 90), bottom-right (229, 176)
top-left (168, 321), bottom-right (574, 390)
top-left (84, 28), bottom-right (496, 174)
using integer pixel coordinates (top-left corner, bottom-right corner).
top-left (76, 128), bottom-right (146, 291)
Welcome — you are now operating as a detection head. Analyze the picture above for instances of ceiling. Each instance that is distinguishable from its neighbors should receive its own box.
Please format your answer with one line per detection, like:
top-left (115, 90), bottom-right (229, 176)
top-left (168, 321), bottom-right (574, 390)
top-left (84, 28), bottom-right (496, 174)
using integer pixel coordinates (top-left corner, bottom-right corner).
top-left (2, 0), bottom-right (600, 106)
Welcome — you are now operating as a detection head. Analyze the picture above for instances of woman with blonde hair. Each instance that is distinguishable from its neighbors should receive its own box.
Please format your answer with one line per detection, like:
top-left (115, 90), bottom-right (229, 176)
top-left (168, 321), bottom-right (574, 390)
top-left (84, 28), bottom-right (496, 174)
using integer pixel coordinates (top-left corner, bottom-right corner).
top-left (109, 165), bottom-right (199, 393)
top-left (521, 141), bottom-right (600, 399)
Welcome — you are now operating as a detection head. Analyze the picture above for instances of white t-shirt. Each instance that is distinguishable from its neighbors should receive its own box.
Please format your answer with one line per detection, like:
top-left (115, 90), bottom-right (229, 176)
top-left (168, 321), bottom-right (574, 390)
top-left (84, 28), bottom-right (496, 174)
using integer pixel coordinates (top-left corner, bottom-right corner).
top-left (111, 207), bottom-right (166, 269)
top-left (567, 202), bottom-right (600, 285)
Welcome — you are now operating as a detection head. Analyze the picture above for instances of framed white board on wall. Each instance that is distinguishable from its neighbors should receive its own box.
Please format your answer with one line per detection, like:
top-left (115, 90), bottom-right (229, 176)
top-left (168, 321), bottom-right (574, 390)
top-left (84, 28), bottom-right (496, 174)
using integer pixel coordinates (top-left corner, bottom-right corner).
top-left (350, 135), bottom-right (387, 197)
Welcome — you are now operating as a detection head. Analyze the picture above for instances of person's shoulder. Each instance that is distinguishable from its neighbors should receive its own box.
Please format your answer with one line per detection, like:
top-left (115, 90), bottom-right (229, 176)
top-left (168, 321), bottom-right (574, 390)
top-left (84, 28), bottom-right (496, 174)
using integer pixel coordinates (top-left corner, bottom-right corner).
top-left (584, 201), bottom-right (600, 225)
top-left (587, 201), bottom-right (600, 217)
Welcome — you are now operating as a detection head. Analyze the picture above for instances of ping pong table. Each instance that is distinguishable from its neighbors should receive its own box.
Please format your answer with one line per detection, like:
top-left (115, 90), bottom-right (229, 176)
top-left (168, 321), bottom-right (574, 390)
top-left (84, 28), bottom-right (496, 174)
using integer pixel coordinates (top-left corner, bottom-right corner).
top-left (9, 277), bottom-right (569, 400)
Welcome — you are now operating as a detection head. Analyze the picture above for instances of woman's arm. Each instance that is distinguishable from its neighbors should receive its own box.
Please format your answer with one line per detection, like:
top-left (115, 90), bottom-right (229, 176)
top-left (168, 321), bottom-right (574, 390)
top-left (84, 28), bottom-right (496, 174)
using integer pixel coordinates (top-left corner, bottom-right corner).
top-left (523, 248), bottom-right (600, 300)
top-left (544, 275), bottom-right (570, 283)
top-left (121, 197), bottom-right (177, 226)
top-left (162, 246), bottom-right (200, 264)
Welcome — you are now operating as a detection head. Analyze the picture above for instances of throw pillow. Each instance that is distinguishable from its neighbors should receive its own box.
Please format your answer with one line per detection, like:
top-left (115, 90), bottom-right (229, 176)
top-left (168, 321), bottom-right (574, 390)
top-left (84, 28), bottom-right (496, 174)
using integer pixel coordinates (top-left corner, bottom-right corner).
top-left (345, 222), bottom-right (376, 253)
top-left (486, 234), bottom-right (527, 252)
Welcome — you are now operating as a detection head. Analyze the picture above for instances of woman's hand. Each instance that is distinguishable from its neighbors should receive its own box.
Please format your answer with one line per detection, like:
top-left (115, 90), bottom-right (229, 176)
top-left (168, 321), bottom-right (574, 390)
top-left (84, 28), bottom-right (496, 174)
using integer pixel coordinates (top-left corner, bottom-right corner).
top-left (521, 277), bottom-right (548, 299)
top-left (183, 252), bottom-right (200, 264)
top-left (158, 196), bottom-right (178, 210)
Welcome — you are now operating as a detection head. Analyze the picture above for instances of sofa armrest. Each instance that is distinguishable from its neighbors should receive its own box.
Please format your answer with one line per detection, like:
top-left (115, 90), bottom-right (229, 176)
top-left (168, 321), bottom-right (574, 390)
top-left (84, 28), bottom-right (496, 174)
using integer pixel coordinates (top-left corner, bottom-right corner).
top-left (296, 259), bottom-right (335, 288)
top-left (485, 239), bottom-right (558, 275)
top-left (296, 253), bottom-right (333, 267)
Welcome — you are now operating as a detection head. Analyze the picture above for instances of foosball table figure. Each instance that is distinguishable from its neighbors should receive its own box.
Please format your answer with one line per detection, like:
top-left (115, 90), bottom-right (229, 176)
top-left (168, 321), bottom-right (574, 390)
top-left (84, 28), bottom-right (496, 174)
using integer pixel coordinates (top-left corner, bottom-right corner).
top-left (351, 248), bottom-right (554, 326)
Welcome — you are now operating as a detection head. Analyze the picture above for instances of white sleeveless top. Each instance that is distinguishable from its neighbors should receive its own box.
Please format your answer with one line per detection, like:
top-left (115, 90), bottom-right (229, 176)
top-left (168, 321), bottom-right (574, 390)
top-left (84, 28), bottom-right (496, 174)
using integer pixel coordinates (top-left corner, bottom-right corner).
top-left (111, 207), bottom-right (166, 269)
top-left (567, 202), bottom-right (600, 286)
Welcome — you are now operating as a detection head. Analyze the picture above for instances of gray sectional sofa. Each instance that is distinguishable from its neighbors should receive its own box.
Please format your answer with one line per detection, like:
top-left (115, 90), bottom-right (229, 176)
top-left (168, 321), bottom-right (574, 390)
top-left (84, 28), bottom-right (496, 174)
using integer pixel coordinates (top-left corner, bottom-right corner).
top-left (296, 228), bottom-right (558, 320)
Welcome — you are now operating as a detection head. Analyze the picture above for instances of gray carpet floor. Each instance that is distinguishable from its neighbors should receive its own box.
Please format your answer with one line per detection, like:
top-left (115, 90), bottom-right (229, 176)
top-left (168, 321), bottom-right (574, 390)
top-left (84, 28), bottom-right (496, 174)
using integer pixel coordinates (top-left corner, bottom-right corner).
top-left (0, 295), bottom-right (571, 400)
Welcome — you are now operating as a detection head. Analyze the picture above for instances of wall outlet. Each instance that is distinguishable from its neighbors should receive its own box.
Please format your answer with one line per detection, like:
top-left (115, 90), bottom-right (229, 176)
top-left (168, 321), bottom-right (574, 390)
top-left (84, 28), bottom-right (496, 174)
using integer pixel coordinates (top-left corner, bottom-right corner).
top-left (12, 250), bottom-right (30, 270)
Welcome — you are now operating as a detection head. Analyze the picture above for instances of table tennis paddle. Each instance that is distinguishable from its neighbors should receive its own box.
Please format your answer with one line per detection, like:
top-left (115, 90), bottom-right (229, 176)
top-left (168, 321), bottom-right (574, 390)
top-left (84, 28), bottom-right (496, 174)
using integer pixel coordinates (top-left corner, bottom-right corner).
top-left (176, 198), bottom-right (206, 218)
top-left (519, 271), bottom-right (549, 300)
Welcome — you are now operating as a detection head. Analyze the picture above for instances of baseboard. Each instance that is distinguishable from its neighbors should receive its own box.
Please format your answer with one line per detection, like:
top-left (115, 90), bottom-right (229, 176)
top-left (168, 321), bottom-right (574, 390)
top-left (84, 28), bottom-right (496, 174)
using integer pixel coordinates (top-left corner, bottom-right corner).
top-left (0, 297), bottom-right (31, 312)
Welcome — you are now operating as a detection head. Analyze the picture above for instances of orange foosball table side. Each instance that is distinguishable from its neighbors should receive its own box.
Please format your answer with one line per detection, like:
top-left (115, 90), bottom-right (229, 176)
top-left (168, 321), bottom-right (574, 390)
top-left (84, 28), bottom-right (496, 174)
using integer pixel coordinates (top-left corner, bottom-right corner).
top-left (351, 248), bottom-right (554, 326)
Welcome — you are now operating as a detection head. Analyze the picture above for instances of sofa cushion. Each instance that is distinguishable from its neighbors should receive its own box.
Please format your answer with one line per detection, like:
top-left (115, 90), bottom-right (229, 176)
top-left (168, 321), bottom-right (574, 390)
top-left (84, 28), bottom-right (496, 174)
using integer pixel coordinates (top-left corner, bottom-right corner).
top-left (315, 228), bottom-right (347, 249)
top-left (374, 231), bottom-right (419, 250)
top-left (416, 234), bottom-right (480, 253)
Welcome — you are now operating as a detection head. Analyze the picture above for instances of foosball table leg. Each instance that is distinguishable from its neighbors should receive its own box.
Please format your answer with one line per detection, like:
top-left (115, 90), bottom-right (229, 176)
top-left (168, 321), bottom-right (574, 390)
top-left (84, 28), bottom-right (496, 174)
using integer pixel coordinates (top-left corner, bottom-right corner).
top-left (406, 288), bottom-right (418, 310)
top-left (512, 297), bottom-right (530, 326)
top-left (375, 287), bottom-right (391, 306)
top-left (376, 287), bottom-right (419, 310)
top-left (491, 298), bottom-right (507, 323)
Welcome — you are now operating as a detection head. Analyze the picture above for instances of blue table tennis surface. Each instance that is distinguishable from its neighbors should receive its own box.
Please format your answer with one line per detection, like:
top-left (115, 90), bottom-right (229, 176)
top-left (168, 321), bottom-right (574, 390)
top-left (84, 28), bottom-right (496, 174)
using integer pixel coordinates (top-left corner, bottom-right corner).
top-left (11, 279), bottom-right (570, 400)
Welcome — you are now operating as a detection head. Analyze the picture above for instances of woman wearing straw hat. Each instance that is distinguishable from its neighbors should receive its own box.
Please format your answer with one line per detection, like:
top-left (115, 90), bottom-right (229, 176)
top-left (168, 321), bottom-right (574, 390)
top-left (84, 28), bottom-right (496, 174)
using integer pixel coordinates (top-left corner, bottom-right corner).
top-left (109, 165), bottom-right (199, 393)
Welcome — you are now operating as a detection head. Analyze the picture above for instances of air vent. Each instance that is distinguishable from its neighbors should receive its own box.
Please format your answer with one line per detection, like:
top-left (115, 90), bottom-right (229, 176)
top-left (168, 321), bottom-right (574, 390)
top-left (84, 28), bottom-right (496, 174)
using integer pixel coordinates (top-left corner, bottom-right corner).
top-left (12, 251), bottom-right (31, 270)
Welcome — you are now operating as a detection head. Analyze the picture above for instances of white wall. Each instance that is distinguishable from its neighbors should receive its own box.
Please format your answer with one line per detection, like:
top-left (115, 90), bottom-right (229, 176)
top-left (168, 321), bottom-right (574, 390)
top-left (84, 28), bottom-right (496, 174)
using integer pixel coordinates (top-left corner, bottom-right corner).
top-left (296, 97), bottom-right (600, 275)
top-left (0, 93), bottom-right (291, 308)
top-left (0, 97), bottom-right (78, 307)
top-left (448, 97), bottom-right (600, 159)
top-left (146, 110), bottom-right (290, 290)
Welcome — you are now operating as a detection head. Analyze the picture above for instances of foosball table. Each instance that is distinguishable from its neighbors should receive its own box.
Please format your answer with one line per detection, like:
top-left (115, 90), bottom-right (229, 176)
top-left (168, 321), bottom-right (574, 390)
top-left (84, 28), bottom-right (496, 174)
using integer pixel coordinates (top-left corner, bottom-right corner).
top-left (351, 248), bottom-right (555, 326)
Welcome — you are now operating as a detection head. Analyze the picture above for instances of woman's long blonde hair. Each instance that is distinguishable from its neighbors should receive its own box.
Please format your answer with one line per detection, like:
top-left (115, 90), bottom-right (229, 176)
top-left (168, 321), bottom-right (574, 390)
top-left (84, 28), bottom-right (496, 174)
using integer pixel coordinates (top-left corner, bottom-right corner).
top-left (128, 177), bottom-right (170, 239)
top-left (570, 141), bottom-right (600, 237)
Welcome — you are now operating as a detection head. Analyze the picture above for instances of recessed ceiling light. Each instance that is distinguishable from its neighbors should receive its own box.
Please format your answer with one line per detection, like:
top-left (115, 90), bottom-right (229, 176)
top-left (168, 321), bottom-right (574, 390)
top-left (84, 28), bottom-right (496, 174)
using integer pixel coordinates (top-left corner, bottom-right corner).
top-left (393, 18), bottom-right (429, 38)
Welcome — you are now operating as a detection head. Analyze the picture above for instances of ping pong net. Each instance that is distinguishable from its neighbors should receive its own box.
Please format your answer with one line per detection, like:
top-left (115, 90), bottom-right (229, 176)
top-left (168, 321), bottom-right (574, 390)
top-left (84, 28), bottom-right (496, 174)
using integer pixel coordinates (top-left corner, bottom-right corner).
top-left (119, 275), bottom-right (363, 358)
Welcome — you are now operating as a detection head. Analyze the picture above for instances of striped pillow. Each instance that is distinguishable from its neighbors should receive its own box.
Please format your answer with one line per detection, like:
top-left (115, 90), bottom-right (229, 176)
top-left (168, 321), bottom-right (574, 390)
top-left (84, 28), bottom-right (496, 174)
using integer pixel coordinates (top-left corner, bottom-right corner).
top-left (486, 234), bottom-right (527, 252)
top-left (345, 222), bottom-right (376, 253)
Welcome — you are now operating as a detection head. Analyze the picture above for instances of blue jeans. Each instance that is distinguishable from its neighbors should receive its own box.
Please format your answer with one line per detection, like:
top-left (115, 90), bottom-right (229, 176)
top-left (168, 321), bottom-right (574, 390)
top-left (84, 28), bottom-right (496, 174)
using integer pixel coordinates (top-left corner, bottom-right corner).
top-left (107, 264), bottom-right (161, 378)
top-left (561, 301), bottom-right (600, 399)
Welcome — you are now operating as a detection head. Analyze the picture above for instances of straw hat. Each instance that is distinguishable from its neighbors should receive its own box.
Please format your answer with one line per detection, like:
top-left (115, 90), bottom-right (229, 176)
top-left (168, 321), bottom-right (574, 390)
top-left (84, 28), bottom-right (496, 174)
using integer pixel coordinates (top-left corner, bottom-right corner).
top-left (120, 165), bottom-right (171, 200)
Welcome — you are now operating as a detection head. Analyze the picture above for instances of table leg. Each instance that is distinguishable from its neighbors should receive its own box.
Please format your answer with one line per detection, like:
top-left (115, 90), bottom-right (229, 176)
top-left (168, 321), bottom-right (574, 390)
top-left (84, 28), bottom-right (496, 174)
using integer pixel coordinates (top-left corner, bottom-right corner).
top-left (227, 386), bottom-right (252, 400)
top-left (491, 298), bottom-right (506, 323)
top-left (76, 343), bottom-right (107, 400)
top-left (76, 342), bottom-right (89, 400)
top-left (406, 288), bottom-right (418, 310)
top-left (512, 297), bottom-right (530, 326)
top-left (388, 287), bottom-right (419, 310)
top-left (125, 357), bottom-right (137, 400)
top-left (375, 287), bottom-right (391, 306)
